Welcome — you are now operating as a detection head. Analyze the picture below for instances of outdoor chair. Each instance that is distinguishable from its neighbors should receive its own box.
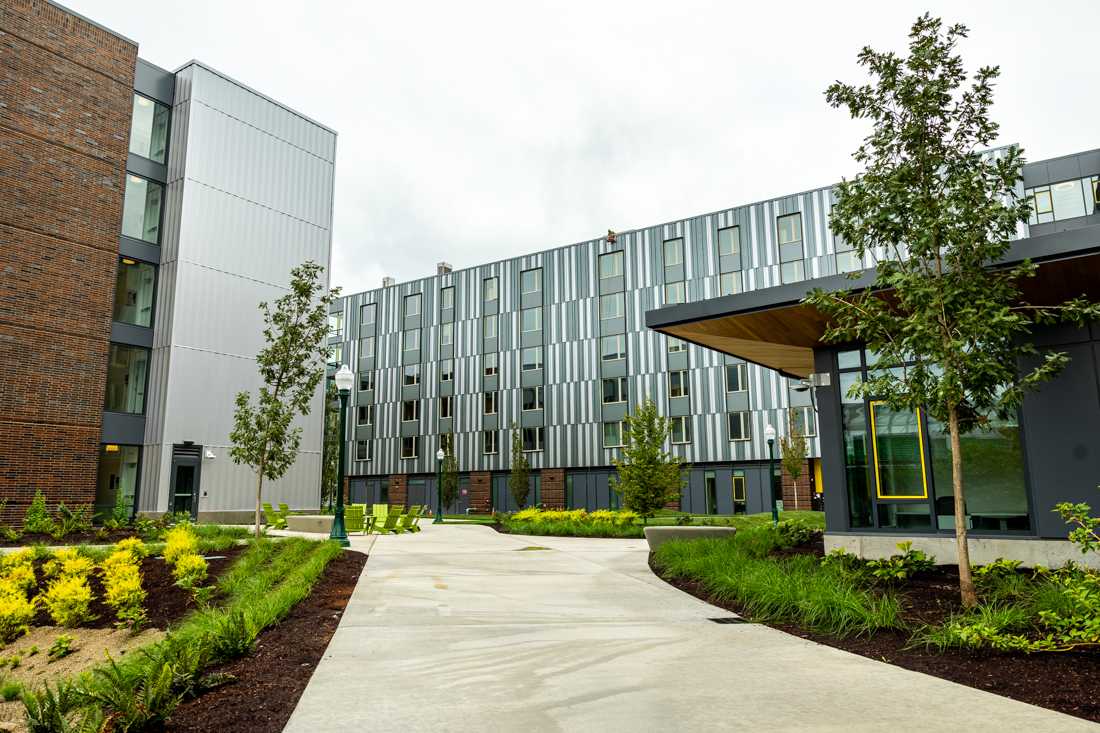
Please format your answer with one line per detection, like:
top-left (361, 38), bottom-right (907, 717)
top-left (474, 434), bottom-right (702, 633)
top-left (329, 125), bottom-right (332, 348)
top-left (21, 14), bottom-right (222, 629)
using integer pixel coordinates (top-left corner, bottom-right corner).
top-left (399, 505), bottom-right (422, 533)
top-left (278, 503), bottom-right (291, 523)
top-left (371, 511), bottom-right (401, 535)
top-left (262, 502), bottom-right (287, 529)
top-left (345, 504), bottom-right (365, 534)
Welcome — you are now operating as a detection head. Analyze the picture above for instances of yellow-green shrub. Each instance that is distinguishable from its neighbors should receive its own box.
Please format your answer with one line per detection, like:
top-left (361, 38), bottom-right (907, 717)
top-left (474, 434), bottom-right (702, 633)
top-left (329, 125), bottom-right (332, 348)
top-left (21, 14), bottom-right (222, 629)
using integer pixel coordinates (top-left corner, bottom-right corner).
top-left (103, 562), bottom-right (146, 627)
top-left (41, 575), bottom-right (93, 627)
top-left (100, 549), bottom-right (138, 577)
top-left (172, 553), bottom-right (208, 590)
top-left (2, 563), bottom-right (36, 594)
top-left (163, 525), bottom-right (198, 565)
top-left (512, 508), bottom-right (542, 522)
top-left (115, 537), bottom-right (148, 561)
top-left (0, 585), bottom-right (36, 643)
top-left (1, 549), bottom-right (34, 572)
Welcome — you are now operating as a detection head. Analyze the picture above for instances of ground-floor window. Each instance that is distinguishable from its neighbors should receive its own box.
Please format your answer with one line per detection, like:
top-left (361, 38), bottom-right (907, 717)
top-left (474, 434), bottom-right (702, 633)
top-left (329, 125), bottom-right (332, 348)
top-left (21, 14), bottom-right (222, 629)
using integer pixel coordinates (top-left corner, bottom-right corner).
top-left (95, 444), bottom-right (139, 519)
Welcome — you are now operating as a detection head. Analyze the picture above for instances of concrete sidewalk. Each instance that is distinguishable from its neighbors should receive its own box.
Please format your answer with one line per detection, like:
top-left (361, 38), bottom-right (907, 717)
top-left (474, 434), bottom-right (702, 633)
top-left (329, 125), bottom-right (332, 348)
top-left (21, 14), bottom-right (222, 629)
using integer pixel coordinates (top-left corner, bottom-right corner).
top-left (284, 523), bottom-right (1097, 732)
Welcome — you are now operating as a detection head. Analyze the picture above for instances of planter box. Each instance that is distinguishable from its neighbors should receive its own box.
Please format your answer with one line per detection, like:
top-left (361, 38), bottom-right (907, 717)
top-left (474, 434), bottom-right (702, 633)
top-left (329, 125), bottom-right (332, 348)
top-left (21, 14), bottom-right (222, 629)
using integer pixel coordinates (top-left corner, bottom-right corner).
top-left (285, 514), bottom-right (334, 533)
top-left (643, 526), bottom-right (736, 552)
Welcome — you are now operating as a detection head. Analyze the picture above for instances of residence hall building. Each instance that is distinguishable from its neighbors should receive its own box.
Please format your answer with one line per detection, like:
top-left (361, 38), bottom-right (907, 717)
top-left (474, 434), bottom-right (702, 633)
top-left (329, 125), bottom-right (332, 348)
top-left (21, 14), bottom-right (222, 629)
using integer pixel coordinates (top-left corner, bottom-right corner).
top-left (648, 146), bottom-right (1100, 567)
top-left (0, 0), bottom-right (336, 523)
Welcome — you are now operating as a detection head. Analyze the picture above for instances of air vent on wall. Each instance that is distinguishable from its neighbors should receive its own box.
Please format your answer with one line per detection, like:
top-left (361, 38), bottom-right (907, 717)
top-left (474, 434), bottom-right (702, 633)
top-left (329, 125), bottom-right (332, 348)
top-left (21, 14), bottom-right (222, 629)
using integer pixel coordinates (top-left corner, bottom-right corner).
top-left (382, 276), bottom-right (395, 288)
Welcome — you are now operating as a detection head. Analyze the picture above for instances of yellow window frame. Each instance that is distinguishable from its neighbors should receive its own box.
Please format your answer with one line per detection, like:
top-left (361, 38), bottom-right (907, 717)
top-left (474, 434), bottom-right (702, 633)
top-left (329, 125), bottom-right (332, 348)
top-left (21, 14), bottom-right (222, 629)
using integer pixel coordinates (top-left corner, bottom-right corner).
top-left (868, 400), bottom-right (929, 500)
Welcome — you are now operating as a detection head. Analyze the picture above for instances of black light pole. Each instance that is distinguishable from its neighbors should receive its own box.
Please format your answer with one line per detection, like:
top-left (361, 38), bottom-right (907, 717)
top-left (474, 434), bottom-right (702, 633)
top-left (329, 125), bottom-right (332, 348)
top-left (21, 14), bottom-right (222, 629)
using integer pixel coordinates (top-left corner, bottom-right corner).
top-left (765, 423), bottom-right (778, 526)
top-left (329, 364), bottom-right (353, 547)
top-left (434, 447), bottom-right (445, 524)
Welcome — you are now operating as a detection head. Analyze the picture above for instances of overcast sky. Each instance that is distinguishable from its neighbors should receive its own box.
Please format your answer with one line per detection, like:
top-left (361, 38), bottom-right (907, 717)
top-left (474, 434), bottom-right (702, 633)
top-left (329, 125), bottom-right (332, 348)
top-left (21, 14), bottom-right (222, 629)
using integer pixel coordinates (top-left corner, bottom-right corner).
top-left (75, 0), bottom-right (1098, 295)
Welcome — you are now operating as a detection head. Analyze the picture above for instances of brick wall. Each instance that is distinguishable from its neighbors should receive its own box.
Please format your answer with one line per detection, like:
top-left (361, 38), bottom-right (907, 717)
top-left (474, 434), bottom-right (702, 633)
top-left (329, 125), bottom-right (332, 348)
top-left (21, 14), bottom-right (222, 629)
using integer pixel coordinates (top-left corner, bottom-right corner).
top-left (540, 468), bottom-right (565, 509)
top-left (468, 471), bottom-right (491, 514)
top-left (0, 0), bottom-right (136, 521)
top-left (781, 458), bottom-right (813, 511)
top-left (389, 474), bottom-right (407, 508)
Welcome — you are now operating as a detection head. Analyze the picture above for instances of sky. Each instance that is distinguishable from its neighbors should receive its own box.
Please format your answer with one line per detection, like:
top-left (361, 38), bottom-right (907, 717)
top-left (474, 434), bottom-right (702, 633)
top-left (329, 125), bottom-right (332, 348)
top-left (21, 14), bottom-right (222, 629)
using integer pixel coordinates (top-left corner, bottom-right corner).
top-left (73, 0), bottom-right (1099, 295)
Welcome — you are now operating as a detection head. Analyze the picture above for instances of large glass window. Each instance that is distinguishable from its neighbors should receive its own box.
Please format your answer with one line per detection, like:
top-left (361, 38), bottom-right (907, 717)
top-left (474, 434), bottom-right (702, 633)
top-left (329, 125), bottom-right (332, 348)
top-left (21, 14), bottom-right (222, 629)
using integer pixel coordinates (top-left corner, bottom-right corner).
top-left (402, 329), bottom-right (419, 352)
top-left (1027, 180), bottom-right (1090, 224)
top-left (663, 238), bottom-right (684, 267)
top-left (121, 174), bottom-right (163, 244)
top-left (128, 93), bottom-right (169, 163)
top-left (440, 286), bottom-right (454, 310)
top-left (521, 306), bottom-right (542, 332)
top-left (483, 277), bottom-right (498, 302)
top-left (791, 406), bottom-right (816, 437)
top-left (440, 359), bottom-right (454, 382)
top-left (328, 312), bottom-right (344, 338)
top-left (359, 371), bottom-right (374, 391)
top-left (95, 444), bottom-right (139, 518)
top-left (483, 352), bottom-right (498, 376)
top-left (404, 293), bottom-right (421, 317)
top-left (328, 344), bottom-right (342, 365)
top-left (718, 226), bottom-right (740, 257)
top-left (600, 293), bottom-right (625, 320)
top-left (484, 391), bottom-right (498, 415)
top-left (440, 395), bottom-right (453, 419)
top-left (440, 322), bottom-right (454, 346)
top-left (113, 258), bottom-right (155, 327)
top-left (357, 405), bottom-right (374, 426)
top-left (483, 314), bottom-right (497, 340)
top-left (719, 272), bottom-right (741, 296)
top-left (483, 430), bottom-right (499, 455)
top-left (601, 335), bottom-right (626, 362)
top-left (360, 303), bottom-right (376, 324)
top-left (599, 251), bottom-right (623, 279)
top-left (835, 237), bottom-right (861, 274)
top-left (401, 436), bottom-right (419, 459)
top-left (732, 471), bottom-right (747, 514)
top-left (777, 212), bottom-right (804, 284)
top-left (522, 386), bottom-right (544, 411)
top-left (356, 440), bottom-right (372, 461)
top-left (602, 377), bottom-right (628, 404)
top-left (403, 365), bottom-right (420, 386)
top-left (521, 347), bottom-right (543, 371)
top-left (664, 281), bottom-right (686, 305)
top-left (520, 268), bottom-right (542, 294)
top-left (869, 402), bottom-right (927, 499)
top-left (360, 336), bottom-right (375, 358)
top-left (667, 337), bottom-right (686, 353)
top-left (603, 421), bottom-right (625, 448)
top-left (104, 344), bottom-right (148, 414)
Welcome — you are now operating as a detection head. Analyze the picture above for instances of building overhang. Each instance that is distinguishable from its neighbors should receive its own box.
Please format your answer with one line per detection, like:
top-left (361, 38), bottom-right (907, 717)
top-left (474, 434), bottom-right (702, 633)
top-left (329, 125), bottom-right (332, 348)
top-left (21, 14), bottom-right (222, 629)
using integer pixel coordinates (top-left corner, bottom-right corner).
top-left (645, 225), bottom-right (1100, 380)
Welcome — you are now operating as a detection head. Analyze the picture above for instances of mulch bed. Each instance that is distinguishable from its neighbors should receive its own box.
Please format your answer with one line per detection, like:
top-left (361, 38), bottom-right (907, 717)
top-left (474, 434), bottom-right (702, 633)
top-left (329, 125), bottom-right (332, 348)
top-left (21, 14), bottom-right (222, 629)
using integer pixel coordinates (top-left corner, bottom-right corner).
top-left (0, 529), bottom-right (141, 547)
top-left (650, 550), bottom-right (1100, 723)
top-left (164, 549), bottom-right (367, 733)
top-left (30, 546), bottom-right (245, 630)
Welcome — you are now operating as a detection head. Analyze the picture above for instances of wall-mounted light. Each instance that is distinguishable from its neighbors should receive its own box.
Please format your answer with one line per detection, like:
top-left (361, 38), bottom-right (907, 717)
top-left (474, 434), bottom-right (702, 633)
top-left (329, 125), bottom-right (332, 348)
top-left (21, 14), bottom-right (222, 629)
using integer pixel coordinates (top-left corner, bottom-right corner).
top-left (204, 449), bottom-right (216, 460)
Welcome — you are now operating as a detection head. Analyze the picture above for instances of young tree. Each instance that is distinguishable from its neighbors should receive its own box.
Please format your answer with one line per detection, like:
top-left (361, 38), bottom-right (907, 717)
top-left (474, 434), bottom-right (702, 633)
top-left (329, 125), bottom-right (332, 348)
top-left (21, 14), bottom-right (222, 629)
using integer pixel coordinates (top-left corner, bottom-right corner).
top-left (610, 399), bottom-right (686, 521)
top-left (319, 380), bottom-right (340, 511)
top-left (440, 433), bottom-right (459, 512)
top-left (807, 15), bottom-right (1100, 606)
top-left (779, 408), bottom-right (808, 508)
top-left (230, 261), bottom-right (339, 538)
top-left (508, 424), bottom-right (531, 510)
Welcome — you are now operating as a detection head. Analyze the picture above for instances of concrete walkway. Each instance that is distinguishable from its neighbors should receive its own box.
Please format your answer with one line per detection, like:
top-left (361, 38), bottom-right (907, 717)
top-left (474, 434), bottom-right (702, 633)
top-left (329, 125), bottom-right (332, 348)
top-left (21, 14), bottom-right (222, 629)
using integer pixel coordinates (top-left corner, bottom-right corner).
top-left (284, 524), bottom-right (1098, 732)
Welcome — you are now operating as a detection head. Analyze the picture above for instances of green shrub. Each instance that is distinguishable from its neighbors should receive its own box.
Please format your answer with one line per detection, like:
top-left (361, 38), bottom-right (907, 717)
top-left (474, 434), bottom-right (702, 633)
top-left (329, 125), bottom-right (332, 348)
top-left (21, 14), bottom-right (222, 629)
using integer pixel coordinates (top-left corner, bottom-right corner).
top-left (172, 553), bottom-right (209, 591)
top-left (865, 541), bottom-right (935, 583)
top-left (501, 509), bottom-right (645, 538)
top-left (49, 503), bottom-right (92, 540)
top-left (22, 679), bottom-right (96, 733)
top-left (48, 634), bottom-right (75, 662)
top-left (208, 608), bottom-right (260, 660)
top-left (22, 491), bottom-right (54, 535)
top-left (76, 654), bottom-right (181, 731)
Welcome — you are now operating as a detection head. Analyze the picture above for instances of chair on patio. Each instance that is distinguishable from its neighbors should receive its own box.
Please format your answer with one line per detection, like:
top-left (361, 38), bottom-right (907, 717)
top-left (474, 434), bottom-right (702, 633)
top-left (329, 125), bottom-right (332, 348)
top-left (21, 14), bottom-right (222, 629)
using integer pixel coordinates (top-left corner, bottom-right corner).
top-left (345, 504), bottom-right (365, 534)
top-left (278, 502), bottom-right (291, 523)
top-left (262, 502), bottom-right (287, 529)
top-left (399, 505), bottom-right (422, 533)
top-left (371, 506), bottom-right (401, 534)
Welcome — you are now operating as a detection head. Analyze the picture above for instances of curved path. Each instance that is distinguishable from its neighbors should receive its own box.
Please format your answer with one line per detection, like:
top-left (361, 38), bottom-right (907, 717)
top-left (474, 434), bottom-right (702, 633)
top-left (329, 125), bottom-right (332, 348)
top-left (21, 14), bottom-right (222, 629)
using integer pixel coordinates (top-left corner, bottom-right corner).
top-left (284, 523), bottom-right (1097, 732)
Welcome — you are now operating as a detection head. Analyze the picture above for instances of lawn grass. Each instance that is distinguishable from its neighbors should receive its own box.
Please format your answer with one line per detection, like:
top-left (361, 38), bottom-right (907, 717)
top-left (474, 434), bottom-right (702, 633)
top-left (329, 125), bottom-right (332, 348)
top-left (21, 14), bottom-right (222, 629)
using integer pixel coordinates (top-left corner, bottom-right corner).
top-left (652, 524), bottom-right (903, 637)
top-left (496, 510), bottom-right (823, 538)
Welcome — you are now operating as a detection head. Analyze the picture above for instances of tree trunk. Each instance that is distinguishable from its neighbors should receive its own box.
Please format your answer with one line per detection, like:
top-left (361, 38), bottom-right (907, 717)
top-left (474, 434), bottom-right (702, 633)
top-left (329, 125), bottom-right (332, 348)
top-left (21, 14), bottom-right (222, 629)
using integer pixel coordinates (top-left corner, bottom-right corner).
top-left (948, 406), bottom-right (978, 608)
top-left (254, 454), bottom-right (266, 540)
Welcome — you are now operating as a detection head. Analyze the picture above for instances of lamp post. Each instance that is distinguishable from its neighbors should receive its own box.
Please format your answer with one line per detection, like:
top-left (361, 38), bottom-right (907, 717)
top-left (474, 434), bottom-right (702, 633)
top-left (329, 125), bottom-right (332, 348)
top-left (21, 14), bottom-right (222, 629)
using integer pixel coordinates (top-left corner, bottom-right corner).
top-left (434, 447), bottom-right (445, 524)
top-left (764, 423), bottom-right (778, 526)
top-left (329, 364), bottom-right (353, 547)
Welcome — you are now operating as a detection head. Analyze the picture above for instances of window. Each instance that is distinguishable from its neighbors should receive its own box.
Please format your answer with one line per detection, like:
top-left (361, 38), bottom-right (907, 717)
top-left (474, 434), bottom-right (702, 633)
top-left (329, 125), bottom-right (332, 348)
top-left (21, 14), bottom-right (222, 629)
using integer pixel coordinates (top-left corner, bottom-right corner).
top-left (328, 312), bottom-right (344, 338)
top-left (668, 370), bottom-right (690, 399)
top-left (95, 444), bottom-right (139, 517)
top-left (356, 440), bottom-right (372, 461)
top-left (1027, 180), bottom-right (1086, 224)
top-left (401, 436), bottom-right (419, 459)
top-left (483, 430), bottom-right (499, 455)
top-left (483, 314), bottom-right (497, 340)
top-left (521, 306), bottom-right (542, 332)
top-left (603, 421), bottom-right (625, 448)
top-left (719, 272), bottom-right (741, 296)
top-left (599, 251), bottom-right (623, 279)
top-left (521, 347), bottom-right (543, 371)
top-left (664, 281), bottom-right (686, 304)
top-left (732, 472), bottom-right (747, 513)
top-left (328, 344), bottom-right (343, 365)
top-left (113, 258), bottom-right (155, 327)
top-left (483, 277), bottom-right (498, 301)
top-left (670, 415), bottom-right (692, 444)
top-left (600, 292), bottom-right (625, 320)
top-left (128, 93), bottom-right (169, 163)
top-left (869, 401), bottom-right (927, 499)
top-left (777, 212), bottom-right (804, 284)
top-left (403, 293), bottom-right (421, 317)
top-left (402, 329), bottom-right (419, 352)
top-left (359, 371), bottom-right (374, 392)
top-left (725, 363), bottom-right (746, 392)
top-left (403, 365), bottom-right (420, 386)
top-left (440, 322), bottom-right (454, 346)
top-left (522, 426), bottom-right (545, 452)
top-left (663, 238), bottom-right (684, 267)
top-left (440, 286), bottom-right (454, 310)
top-left (602, 377), bottom-right (627, 404)
top-left (440, 395), bottom-right (453, 419)
top-left (360, 336), bottom-right (375, 359)
top-left (121, 174), bottom-right (163, 244)
top-left (360, 303), bottom-right (376, 324)
top-left (718, 226), bottom-right (740, 257)
top-left (835, 238), bottom-right (861, 273)
top-left (601, 335), bottom-right (626, 362)
top-left (727, 411), bottom-right (751, 441)
top-left (357, 404), bottom-right (374, 426)
top-left (522, 386), bottom-right (544, 411)
top-left (520, 268), bottom-right (542, 294)
top-left (104, 344), bottom-right (148, 414)
top-left (484, 391), bottom-right (498, 415)
top-left (791, 406), bottom-right (816, 437)
top-left (402, 400), bottom-right (420, 422)
top-left (483, 352), bottom-right (498, 377)
top-left (440, 359), bottom-right (454, 382)
top-left (667, 337), bottom-right (687, 353)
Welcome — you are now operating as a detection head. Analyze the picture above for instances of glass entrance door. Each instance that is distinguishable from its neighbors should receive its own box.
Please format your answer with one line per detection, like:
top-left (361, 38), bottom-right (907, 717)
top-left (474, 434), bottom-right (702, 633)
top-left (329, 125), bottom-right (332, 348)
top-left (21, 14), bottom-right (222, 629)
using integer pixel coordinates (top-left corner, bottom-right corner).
top-left (172, 465), bottom-right (196, 515)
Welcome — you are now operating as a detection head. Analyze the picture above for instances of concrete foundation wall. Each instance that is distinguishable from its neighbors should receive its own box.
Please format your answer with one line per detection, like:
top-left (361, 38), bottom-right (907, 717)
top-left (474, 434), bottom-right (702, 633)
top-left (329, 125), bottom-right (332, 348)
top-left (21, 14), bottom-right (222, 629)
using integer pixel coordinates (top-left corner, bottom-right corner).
top-left (826, 533), bottom-right (1100, 570)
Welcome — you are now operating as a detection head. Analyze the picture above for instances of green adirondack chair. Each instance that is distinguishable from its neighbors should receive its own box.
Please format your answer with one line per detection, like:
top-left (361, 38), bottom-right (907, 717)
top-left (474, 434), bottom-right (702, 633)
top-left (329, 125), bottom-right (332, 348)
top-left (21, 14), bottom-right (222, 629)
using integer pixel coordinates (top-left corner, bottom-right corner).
top-left (357, 504), bottom-right (375, 534)
top-left (399, 505), bottom-right (422, 533)
top-left (345, 504), bottom-right (365, 534)
top-left (262, 502), bottom-right (286, 529)
top-left (278, 503), bottom-right (291, 523)
top-left (372, 510), bottom-right (401, 534)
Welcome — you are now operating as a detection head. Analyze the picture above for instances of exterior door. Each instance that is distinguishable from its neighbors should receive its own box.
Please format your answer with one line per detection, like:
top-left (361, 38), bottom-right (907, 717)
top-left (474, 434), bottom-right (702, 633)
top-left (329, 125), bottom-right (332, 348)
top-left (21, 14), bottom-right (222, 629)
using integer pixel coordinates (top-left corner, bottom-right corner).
top-left (169, 444), bottom-right (202, 519)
